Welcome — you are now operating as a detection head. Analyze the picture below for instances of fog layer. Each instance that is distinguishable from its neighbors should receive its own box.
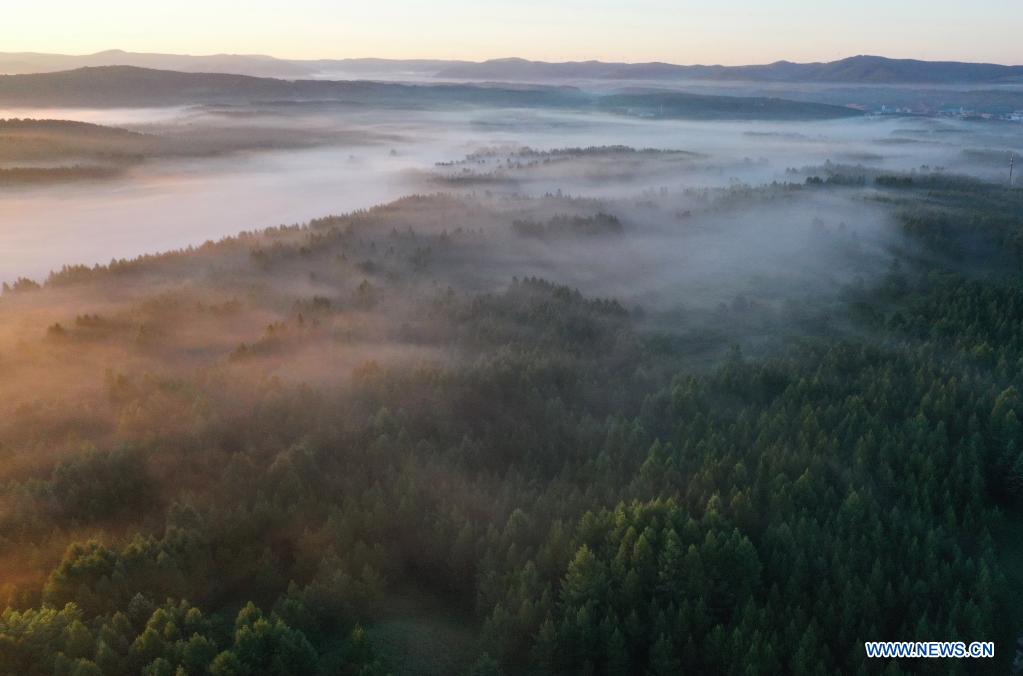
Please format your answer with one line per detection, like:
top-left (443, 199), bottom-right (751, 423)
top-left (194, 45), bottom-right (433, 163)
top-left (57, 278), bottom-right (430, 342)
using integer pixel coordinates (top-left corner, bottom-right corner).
top-left (1, 102), bottom-right (1019, 283)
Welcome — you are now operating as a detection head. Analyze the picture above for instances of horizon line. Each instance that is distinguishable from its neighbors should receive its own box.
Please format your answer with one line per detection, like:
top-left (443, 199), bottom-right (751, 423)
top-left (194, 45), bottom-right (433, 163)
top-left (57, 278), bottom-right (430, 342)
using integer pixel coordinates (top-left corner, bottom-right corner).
top-left (3, 48), bottom-right (1022, 70)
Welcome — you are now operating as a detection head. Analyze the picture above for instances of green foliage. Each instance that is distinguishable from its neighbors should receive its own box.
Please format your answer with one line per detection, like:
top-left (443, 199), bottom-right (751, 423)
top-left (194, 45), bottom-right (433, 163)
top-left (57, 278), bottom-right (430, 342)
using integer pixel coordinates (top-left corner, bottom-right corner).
top-left (1, 181), bottom-right (1021, 674)
top-left (468, 652), bottom-right (502, 676)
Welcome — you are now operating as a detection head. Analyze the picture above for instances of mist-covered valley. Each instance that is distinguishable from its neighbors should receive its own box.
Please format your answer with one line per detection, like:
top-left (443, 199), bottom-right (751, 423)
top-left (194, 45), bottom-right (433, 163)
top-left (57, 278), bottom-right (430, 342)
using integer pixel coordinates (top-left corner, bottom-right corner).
top-left (2, 65), bottom-right (1023, 676)
top-left (1, 98), bottom-right (1019, 283)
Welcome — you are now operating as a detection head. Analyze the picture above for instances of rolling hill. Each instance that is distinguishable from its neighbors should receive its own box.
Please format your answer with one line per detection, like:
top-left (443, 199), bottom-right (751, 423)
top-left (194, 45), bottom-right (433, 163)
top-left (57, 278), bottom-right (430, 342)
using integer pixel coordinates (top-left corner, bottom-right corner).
top-left (2, 51), bottom-right (1020, 85)
top-left (435, 55), bottom-right (1023, 84)
top-left (0, 66), bottom-right (860, 120)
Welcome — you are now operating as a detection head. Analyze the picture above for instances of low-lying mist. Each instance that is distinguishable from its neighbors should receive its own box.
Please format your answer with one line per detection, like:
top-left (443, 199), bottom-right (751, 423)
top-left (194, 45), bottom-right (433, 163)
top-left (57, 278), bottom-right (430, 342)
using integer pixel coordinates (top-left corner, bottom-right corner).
top-left (1, 102), bottom-right (1017, 282)
top-left (5, 65), bottom-right (1023, 676)
top-left (0, 100), bottom-right (1013, 441)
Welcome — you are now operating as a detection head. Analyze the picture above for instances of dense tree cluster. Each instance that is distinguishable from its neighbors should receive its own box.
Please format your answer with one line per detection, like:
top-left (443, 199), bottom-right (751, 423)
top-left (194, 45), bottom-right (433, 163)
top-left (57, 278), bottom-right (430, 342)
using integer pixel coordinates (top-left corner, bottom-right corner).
top-left (0, 179), bottom-right (1021, 674)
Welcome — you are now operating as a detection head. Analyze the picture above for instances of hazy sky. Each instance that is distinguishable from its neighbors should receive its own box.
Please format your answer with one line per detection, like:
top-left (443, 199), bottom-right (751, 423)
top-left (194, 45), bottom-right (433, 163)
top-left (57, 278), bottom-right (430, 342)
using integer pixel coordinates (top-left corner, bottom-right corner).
top-left (6, 0), bottom-right (1022, 65)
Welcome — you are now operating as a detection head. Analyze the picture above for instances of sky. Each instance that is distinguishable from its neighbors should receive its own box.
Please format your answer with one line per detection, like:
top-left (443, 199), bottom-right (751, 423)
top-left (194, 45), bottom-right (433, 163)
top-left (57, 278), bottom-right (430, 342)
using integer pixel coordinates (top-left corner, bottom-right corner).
top-left (4, 0), bottom-right (1022, 65)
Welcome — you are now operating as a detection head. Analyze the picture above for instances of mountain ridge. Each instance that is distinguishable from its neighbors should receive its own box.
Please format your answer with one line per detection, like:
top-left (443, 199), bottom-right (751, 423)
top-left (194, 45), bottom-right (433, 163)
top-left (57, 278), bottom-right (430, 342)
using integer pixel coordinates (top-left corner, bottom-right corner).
top-left (0, 66), bottom-right (859, 120)
top-left (1, 51), bottom-right (1021, 84)
top-left (435, 54), bottom-right (1023, 84)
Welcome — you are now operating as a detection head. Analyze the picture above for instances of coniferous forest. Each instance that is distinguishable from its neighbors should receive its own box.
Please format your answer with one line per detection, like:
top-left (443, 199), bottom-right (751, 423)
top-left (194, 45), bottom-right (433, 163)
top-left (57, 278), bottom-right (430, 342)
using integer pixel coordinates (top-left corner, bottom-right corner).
top-left (1, 133), bottom-right (1022, 676)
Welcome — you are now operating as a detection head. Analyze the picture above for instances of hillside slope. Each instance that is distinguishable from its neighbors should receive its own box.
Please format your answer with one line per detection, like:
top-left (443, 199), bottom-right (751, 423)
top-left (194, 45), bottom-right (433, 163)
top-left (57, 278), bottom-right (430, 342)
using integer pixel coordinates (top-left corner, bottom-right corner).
top-left (0, 66), bottom-right (859, 119)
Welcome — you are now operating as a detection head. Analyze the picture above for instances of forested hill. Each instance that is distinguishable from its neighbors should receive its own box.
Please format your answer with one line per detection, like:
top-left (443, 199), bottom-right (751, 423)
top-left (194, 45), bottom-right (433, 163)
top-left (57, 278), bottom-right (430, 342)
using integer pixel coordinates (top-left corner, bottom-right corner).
top-left (0, 66), bottom-right (859, 120)
top-left (436, 54), bottom-right (1023, 84)
top-left (3, 51), bottom-right (1022, 84)
top-left (1, 171), bottom-right (1022, 674)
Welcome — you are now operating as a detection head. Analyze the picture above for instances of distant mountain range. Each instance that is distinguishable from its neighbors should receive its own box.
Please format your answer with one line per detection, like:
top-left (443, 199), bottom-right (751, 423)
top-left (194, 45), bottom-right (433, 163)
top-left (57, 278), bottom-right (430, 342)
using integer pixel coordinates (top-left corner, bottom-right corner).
top-left (0, 50), bottom-right (462, 80)
top-left (0, 50), bottom-right (311, 78)
top-left (0, 66), bottom-right (859, 121)
top-left (1, 50), bottom-right (1021, 84)
top-left (435, 55), bottom-right (1023, 84)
